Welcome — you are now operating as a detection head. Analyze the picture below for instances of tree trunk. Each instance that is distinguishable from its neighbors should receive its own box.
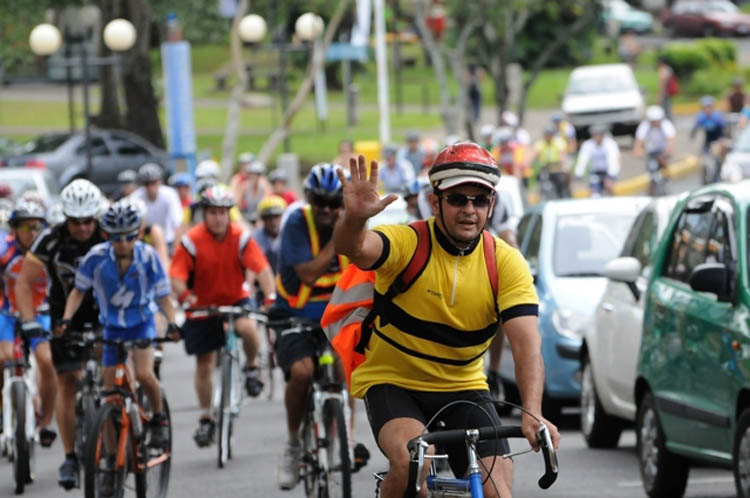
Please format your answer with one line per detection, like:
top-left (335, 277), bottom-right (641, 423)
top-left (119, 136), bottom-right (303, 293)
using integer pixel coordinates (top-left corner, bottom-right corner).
top-left (445, 18), bottom-right (480, 138)
top-left (414, 0), bottom-right (456, 134)
top-left (220, 0), bottom-right (249, 180)
top-left (91, 0), bottom-right (124, 129)
top-left (121, 0), bottom-right (164, 149)
top-left (517, 0), bottom-right (598, 123)
top-left (256, 0), bottom-right (351, 165)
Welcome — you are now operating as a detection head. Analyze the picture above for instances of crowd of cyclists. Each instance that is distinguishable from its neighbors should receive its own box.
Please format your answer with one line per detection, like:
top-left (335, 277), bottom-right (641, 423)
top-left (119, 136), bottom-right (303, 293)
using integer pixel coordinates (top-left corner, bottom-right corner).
top-left (8, 89), bottom-right (747, 495)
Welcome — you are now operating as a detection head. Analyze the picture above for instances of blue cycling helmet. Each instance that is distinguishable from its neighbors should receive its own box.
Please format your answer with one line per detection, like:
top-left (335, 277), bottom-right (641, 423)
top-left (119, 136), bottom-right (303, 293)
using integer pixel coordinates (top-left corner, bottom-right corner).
top-left (169, 172), bottom-right (193, 188)
top-left (304, 163), bottom-right (343, 197)
top-left (100, 200), bottom-right (142, 235)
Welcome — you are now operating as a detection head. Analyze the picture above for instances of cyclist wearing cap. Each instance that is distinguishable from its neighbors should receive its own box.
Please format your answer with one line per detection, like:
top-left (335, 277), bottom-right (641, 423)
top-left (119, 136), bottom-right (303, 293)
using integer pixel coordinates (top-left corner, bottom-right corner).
top-left (634, 105), bottom-right (676, 171)
top-left (253, 195), bottom-right (287, 272)
top-left (398, 130), bottom-right (426, 176)
top-left (491, 127), bottom-right (525, 179)
top-left (379, 145), bottom-right (416, 194)
top-left (60, 201), bottom-right (180, 464)
top-left (169, 172), bottom-right (193, 208)
top-left (0, 201), bottom-right (56, 448)
top-left (551, 112), bottom-right (577, 155)
top-left (113, 169), bottom-right (138, 202)
top-left (16, 179), bottom-right (106, 489)
top-left (574, 124), bottom-right (621, 196)
top-left (274, 163), bottom-right (350, 490)
top-left (268, 168), bottom-right (299, 206)
top-left (128, 162), bottom-right (183, 249)
top-left (530, 125), bottom-right (570, 198)
top-left (690, 95), bottom-right (725, 153)
top-left (170, 184), bottom-right (276, 448)
top-left (232, 160), bottom-right (271, 222)
top-left (332, 144), bottom-right (559, 498)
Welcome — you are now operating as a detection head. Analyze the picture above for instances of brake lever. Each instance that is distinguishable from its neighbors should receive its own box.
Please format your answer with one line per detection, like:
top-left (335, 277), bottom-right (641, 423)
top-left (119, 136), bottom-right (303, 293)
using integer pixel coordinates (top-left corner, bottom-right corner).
top-left (536, 424), bottom-right (558, 489)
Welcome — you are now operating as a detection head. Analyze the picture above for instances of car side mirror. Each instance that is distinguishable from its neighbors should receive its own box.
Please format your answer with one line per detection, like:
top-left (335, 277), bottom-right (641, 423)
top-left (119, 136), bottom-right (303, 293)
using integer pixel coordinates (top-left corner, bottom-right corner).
top-left (689, 262), bottom-right (731, 302)
top-left (604, 257), bottom-right (642, 301)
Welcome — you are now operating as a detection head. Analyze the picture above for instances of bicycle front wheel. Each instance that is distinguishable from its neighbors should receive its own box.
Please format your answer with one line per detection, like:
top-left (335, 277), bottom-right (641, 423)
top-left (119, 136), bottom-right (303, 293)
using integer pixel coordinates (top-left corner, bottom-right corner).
top-left (300, 411), bottom-right (319, 498)
top-left (11, 381), bottom-right (30, 494)
top-left (84, 403), bottom-right (128, 498)
top-left (322, 398), bottom-right (352, 498)
top-left (217, 352), bottom-right (232, 469)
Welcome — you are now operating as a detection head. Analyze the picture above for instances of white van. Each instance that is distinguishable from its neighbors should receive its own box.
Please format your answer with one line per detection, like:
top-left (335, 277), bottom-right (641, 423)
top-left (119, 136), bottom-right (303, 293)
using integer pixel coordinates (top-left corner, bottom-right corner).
top-left (562, 63), bottom-right (644, 138)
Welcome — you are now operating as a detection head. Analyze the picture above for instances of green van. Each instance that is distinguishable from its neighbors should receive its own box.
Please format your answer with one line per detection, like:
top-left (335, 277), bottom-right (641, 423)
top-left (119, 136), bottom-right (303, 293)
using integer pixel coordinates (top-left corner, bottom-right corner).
top-left (635, 181), bottom-right (750, 498)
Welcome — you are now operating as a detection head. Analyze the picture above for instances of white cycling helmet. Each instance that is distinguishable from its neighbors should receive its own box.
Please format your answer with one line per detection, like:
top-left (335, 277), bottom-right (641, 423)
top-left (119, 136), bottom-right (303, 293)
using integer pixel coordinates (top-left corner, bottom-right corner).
top-left (501, 111), bottom-right (519, 128)
top-left (646, 105), bottom-right (665, 122)
top-left (195, 159), bottom-right (220, 180)
top-left (479, 124), bottom-right (495, 139)
top-left (61, 179), bottom-right (102, 218)
top-left (492, 127), bottom-right (513, 145)
top-left (47, 202), bottom-right (65, 226)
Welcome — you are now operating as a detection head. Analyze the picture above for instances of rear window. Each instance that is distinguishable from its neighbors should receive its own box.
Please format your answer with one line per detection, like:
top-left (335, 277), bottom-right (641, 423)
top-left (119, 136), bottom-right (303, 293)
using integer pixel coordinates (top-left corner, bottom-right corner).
top-left (23, 134), bottom-right (70, 154)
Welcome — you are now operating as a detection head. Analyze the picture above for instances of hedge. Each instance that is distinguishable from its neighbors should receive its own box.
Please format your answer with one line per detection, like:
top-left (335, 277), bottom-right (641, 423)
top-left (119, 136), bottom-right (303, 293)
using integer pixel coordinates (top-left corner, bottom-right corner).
top-left (660, 38), bottom-right (737, 79)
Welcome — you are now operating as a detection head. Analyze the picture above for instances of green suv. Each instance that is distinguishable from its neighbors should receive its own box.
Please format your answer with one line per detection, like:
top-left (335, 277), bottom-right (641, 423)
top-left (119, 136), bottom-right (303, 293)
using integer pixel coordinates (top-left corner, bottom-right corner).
top-left (636, 182), bottom-right (750, 498)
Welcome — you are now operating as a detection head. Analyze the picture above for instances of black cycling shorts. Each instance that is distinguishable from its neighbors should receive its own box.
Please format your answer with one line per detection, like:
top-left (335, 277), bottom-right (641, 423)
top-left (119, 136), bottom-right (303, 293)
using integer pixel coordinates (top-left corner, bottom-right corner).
top-left (50, 336), bottom-right (86, 374)
top-left (274, 327), bottom-right (319, 381)
top-left (182, 298), bottom-right (253, 356)
top-left (364, 384), bottom-right (510, 478)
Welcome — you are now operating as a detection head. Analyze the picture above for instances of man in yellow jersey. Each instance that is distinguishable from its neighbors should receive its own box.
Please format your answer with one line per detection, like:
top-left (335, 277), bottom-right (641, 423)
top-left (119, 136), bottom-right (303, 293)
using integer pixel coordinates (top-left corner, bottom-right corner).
top-left (333, 143), bottom-right (560, 498)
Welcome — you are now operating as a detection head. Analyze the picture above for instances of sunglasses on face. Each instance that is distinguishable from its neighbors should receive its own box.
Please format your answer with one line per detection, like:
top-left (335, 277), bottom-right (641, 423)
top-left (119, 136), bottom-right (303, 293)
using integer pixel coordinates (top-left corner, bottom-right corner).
top-left (312, 195), bottom-right (343, 210)
top-left (442, 193), bottom-right (492, 208)
top-left (17, 223), bottom-right (43, 234)
top-left (68, 217), bottom-right (95, 226)
top-left (109, 232), bottom-right (138, 242)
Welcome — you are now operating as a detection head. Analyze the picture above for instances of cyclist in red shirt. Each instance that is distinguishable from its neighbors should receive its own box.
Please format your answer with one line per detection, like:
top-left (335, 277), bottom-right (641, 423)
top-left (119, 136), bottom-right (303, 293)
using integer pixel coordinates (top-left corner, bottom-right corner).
top-left (170, 185), bottom-right (276, 447)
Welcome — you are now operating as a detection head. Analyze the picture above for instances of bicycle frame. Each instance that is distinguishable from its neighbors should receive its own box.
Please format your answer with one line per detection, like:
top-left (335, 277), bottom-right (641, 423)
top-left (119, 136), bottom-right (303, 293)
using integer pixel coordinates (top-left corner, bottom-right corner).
top-left (212, 317), bottom-right (244, 419)
top-left (1, 336), bottom-right (36, 458)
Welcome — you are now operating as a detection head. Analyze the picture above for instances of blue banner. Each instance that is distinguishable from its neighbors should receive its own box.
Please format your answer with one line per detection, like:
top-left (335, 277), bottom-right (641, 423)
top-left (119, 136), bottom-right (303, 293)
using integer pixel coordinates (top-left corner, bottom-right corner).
top-left (161, 41), bottom-right (197, 174)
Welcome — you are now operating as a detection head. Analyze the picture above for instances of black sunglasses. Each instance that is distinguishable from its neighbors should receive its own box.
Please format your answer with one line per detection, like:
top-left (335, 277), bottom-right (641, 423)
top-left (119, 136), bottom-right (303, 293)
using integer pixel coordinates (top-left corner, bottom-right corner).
top-left (110, 232), bottom-right (139, 242)
top-left (312, 195), bottom-right (343, 209)
top-left (68, 217), bottom-right (95, 226)
top-left (443, 193), bottom-right (492, 208)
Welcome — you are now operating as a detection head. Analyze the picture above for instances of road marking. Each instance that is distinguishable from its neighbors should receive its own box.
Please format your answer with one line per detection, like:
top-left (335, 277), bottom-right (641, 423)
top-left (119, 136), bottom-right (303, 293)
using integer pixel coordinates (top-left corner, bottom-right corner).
top-left (618, 476), bottom-right (733, 487)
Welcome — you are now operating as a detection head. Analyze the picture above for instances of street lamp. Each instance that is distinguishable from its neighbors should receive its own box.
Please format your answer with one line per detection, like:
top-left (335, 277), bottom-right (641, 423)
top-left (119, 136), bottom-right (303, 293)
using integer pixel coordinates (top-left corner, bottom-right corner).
top-left (30, 19), bottom-right (137, 177)
top-left (238, 12), bottom-right (325, 152)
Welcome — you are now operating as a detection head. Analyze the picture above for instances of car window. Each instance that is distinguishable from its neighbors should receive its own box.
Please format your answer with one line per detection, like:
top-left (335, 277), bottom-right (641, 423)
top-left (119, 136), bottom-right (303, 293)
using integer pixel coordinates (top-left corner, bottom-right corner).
top-left (554, 213), bottom-right (635, 277)
top-left (663, 207), bottom-right (714, 283)
top-left (706, 1), bottom-right (737, 13)
top-left (76, 137), bottom-right (110, 157)
top-left (707, 208), bottom-right (733, 266)
top-left (524, 215), bottom-right (543, 274)
top-left (23, 134), bottom-right (71, 154)
top-left (110, 136), bottom-right (148, 156)
top-left (44, 173), bottom-right (60, 196)
top-left (516, 214), bottom-right (534, 246)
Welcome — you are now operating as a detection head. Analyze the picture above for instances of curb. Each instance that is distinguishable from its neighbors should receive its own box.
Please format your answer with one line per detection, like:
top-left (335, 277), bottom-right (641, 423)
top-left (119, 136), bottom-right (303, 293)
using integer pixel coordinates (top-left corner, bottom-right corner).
top-left (528, 155), bottom-right (700, 204)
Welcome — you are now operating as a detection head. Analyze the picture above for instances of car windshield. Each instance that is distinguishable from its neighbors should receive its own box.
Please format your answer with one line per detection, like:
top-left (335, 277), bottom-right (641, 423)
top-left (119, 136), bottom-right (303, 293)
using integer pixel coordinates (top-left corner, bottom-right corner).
top-left (554, 213), bottom-right (635, 277)
top-left (566, 74), bottom-right (636, 95)
top-left (22, 134), bottom-right (70, 154)
top-left (706, 1), bottom-right (738, 12)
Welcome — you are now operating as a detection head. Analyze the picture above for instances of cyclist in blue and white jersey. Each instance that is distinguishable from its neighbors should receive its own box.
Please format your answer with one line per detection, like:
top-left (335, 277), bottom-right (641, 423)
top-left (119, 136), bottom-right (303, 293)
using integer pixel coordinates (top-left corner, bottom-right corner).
top-left (60, 200), bottom-right (181, 453)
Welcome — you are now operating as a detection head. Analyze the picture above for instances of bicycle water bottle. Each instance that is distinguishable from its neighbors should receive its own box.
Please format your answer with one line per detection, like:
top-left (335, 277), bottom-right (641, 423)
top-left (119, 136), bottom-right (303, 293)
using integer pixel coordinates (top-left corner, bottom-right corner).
top-left (165, 12), bottom-right (182, 42)
top-left (127, 398), bottom-right (142, 439)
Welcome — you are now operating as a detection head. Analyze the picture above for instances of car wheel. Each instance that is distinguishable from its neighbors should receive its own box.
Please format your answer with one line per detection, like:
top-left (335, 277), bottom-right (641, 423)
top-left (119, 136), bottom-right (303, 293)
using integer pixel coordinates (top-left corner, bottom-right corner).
top-left (732, 408), bottom-right (750, 498)
top-left (580, 355), bottom-right (623, 448)
top-left (636, 392), bottom-right (689, 498)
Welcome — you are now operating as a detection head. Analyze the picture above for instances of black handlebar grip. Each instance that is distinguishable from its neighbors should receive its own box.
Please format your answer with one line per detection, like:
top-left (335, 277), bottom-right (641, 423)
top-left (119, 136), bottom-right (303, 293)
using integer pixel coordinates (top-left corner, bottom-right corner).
top-left (537, 427), bottom-right (559, 489)
top-left (404, 458), bottom-right (420, 498)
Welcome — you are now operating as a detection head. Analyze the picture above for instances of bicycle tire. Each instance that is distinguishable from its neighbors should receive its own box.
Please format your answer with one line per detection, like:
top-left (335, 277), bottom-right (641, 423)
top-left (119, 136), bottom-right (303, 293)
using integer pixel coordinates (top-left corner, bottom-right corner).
top-left (136, 389), bottom-right (172, 498)
top-left (75, 391), bottom-right (98, 458)
top-left (322, 398), bottom-right (352, 498)
top-left (217, 352), bottom-right (232, 469)
top-left (301, 411), bottom-right (318, 498)
top-left (84, 403), bottom-right (128, 498)
top-left (11, 382), bottom-right (29, 494)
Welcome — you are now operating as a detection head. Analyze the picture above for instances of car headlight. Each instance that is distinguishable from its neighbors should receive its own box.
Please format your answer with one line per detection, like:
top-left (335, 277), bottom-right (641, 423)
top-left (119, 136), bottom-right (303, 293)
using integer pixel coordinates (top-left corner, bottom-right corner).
top-left (551, 308), bottom-right (589, 340)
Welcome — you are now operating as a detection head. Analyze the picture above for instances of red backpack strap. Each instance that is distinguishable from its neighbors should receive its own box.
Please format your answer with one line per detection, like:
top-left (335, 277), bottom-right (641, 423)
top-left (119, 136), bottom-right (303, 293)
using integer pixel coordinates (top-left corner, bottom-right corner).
top-left (392, 220), bottom-right (432, 294)
top-left (482, 230), bottom-right (499, 304)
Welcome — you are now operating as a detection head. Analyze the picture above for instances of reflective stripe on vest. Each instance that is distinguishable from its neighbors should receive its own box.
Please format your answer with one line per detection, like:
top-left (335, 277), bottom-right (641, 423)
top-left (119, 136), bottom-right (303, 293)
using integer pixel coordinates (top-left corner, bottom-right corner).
top-left (276, 205), bottom-right (349, 309)
top-left (321, 265), bottom-right (375, 341)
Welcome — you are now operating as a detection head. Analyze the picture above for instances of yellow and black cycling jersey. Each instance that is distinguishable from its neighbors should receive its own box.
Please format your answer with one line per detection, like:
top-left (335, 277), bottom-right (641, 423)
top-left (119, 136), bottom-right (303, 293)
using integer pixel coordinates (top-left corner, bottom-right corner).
top-left (349, 217), bottom-right (538, 398)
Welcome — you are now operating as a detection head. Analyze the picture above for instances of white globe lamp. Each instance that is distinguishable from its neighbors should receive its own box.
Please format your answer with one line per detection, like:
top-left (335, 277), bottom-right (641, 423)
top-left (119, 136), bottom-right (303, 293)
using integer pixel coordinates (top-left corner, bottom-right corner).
top-left (295, 13), bottom-right (325, 41)
top-left (103, 19), bottom-right (137, 52)
top-left (29, 23), bottom-right (62, 56)
top-left (239, 14), bottom-right (267, 43)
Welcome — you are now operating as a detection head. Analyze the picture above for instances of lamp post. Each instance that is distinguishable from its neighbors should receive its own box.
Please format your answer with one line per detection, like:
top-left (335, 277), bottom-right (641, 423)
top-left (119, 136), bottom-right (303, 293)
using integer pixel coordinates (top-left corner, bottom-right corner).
top-left (30, 19), bottom-right (136, 177)
top-left (238, 12), bottom-right (324, 152)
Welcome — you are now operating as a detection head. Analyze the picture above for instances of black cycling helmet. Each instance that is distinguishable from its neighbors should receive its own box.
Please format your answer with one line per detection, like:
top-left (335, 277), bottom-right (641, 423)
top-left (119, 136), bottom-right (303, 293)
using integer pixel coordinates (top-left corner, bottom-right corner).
top-left (137, 163), bottom-right (163, 184)
top-left (9, 200), bottom-right (46, 227)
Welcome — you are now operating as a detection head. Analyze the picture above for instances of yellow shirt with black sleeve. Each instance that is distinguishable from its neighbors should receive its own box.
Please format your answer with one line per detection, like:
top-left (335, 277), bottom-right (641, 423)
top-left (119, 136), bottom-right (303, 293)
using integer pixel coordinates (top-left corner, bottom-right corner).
top-left (349, 217), bottom-right (538, 399)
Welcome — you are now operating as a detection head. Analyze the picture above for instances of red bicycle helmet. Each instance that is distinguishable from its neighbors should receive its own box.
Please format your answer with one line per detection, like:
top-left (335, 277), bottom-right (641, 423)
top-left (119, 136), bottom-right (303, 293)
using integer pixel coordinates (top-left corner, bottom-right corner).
top-left (428, 142), bottom-right (500, 191)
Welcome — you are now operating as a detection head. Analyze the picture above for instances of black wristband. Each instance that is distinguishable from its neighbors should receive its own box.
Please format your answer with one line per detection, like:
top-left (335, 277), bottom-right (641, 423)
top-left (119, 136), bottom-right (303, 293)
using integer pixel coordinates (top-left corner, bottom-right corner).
top-left (59, 318), bottom-right (72, 328)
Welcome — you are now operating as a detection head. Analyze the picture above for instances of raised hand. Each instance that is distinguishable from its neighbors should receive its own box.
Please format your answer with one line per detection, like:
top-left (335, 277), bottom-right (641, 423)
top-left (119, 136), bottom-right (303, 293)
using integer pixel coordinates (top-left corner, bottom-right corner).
top-left (337, 154), bottom-right (398, 220)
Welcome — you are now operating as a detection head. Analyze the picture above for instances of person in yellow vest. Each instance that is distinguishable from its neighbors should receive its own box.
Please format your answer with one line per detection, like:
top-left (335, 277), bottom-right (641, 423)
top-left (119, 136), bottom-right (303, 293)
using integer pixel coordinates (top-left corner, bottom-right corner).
top-left (530, 125), bottom-right (571, 198)
top-left (274, 162), bottom-right (350, 490)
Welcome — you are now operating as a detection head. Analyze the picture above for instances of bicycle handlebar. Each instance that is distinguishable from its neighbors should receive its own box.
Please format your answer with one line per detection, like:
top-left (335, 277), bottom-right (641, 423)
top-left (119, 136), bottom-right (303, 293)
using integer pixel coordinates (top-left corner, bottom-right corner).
top-left (66, 332), bottom-right (175, 350)
top-left (184, 305), bottom-right (267, 323)
top-left (405, 424), bottom-right (558, 496)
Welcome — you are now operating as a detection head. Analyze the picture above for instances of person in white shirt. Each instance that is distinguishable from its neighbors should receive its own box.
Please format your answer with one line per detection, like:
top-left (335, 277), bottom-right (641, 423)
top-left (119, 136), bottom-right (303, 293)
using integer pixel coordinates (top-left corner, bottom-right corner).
top-left (378, 144), bottom-right (415, 194)
top-left (574, 124), bottom-right (621, 196)
top-left (634, 105), bottom-right (676, 165)
top-left (128, 162), bottom-right (183, 249)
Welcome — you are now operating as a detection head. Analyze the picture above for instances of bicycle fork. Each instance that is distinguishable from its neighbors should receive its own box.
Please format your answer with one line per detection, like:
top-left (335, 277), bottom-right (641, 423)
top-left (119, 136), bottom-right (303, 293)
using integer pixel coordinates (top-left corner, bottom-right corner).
top-left (309, 388), bottom-right (350, 479)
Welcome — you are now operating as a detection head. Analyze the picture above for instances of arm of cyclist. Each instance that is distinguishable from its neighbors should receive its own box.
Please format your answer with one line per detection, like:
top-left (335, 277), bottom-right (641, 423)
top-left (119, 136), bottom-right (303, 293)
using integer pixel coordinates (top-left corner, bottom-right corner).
top-left (333, 155), bottom-right (398, 269)
top-left (293, 240), bottom-right (337, 286)
top-left (59, 288), bottom-right (86, 336)
top-left (503, 315), bottom-right (560, 452)
top-left (147, 223), bottom-right (170, 270)
top-left (254, 266), bottom-right (276, 308)
top-left (573, 141), bottom-right (591, 179)
top-left (15, 253), bottom-right (45, 323)
top-left (159, 295), bottom-right (181, 340)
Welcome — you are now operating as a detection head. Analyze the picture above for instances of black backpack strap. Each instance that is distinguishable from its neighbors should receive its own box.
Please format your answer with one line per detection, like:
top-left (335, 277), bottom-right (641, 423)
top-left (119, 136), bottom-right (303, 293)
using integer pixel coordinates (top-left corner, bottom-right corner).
top-left (354, 221), bottom-right (432, 354)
